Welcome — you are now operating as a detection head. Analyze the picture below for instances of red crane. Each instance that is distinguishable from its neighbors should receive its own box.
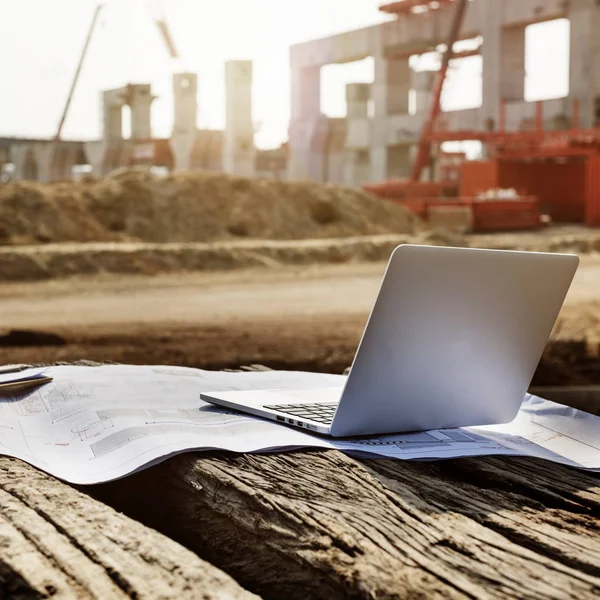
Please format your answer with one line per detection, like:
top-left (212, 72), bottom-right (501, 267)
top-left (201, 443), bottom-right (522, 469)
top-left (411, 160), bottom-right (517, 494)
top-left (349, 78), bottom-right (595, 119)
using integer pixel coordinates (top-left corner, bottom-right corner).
top-left (410, 0), bottom-right (469, 182)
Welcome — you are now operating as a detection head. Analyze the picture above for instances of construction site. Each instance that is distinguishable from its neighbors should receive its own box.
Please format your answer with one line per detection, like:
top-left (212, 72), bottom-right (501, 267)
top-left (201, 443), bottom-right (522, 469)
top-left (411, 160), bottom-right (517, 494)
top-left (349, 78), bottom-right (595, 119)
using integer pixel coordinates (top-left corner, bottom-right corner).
top-left (2, 3), bottom-right (600, 597)
top-left (1, 0), bottom-right (600, 385)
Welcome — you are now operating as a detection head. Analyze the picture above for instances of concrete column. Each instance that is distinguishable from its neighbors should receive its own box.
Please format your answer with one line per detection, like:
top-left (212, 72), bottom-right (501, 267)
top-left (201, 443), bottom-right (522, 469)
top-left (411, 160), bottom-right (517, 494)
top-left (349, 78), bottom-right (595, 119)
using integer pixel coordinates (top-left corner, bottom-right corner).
top-left (411, 69), bottom-right (435, 115)
top-left (223, 60), bottom-right (255, 177)
top-left (10, 144), bottom-right (37, 180)
top-left (289, 63), bottom-right (321, 180)
top-left (170, 135), bottom-right (197, 171)
top-left (370, 23), bottom-right (413, 181)
top-left (344, 150), bottom-right (370, 187)
top-left (306, 117), bottom-right (330, 183)
top-left (480, 1), bottom-right (503, 125)
top-left (103, 89), bottom-right (124, 142)
top-left (52, 146), bottom-right (78, 180)
top-left (500, 26), bottom-right (525, 102)
top-left (346, 83), bottom-right (370, 119)
top-left (345, 84), bottom-right (370, 186)
top-left (171, 72), bottom-right (198, 171)
top-left (324, 118), bottom-right (347, 184)
top-left (569, 0), bottom-right (600, 127)
top-left (129, 84), bottom-right (153, 140)
top-left (291, 66), bottom-right (321, 120)
top-left (32, 144), bottom-right (55, 182)
top-left (481, 0), bottom-right (525, 126)
top-left (373, 54), bottom-right (410, 117)
top-left (84, 141), bottom-right (106, 177)
top-left (173, 73), bottom-right (198, 135)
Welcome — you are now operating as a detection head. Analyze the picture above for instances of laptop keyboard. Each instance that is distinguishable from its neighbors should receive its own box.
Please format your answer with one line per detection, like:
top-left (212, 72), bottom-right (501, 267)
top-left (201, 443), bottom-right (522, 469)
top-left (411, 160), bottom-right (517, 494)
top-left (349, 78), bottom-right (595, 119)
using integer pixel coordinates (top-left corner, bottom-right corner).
top-left (265, 403), bottom-right (338, 424)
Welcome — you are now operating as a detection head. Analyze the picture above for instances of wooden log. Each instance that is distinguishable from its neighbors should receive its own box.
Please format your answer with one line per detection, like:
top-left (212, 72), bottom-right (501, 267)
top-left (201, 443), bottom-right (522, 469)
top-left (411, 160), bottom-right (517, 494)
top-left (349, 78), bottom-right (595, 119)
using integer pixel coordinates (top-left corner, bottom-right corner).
top-left (93, 450), bottom-right (600, 600)
top-left (0, 457), bottom-right (258, 599)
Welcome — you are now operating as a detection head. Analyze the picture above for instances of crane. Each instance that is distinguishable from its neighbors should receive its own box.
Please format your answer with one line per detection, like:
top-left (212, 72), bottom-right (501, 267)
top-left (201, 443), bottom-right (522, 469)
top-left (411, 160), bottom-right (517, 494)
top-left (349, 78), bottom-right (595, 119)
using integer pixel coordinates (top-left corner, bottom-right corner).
top-left (53, 0), bottom-right (182, 143)
top-left (410, 0), bottom-right (469, 182)
top-left (54, 3), bottom-right (104, 143)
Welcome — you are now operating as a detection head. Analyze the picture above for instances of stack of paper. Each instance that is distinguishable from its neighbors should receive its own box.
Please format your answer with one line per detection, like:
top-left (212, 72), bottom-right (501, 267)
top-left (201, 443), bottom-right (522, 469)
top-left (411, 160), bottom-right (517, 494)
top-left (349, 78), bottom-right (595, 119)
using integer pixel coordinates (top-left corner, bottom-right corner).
top-left (0, 364), bottom-right (597, 485)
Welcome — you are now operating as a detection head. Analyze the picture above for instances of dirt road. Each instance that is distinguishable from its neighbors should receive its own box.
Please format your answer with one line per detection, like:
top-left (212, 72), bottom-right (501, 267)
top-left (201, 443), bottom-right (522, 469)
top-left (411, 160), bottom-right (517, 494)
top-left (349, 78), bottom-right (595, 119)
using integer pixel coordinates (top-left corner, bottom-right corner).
top-left (0, 257), bottom-right (598, 381)
top-left (1, 255), bottom-right (599, 329)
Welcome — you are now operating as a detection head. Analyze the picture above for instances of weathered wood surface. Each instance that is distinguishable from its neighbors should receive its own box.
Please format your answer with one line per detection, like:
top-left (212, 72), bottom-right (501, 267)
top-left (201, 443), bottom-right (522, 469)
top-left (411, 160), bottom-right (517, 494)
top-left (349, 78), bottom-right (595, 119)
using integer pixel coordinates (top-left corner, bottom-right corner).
top-left (3, 363), bottom-right (599, 599)
top-left (0, 457), bottom-right (258, 599)
top-left (94, 450), bottom-right (600, 600)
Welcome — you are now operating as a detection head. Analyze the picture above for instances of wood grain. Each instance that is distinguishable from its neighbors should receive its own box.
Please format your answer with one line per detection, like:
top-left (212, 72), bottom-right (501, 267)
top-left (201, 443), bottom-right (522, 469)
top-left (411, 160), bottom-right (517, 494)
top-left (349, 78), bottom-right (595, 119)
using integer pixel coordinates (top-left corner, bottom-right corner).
top-left (94, 450), bottom-right (600, 600)
top-left (0, 457), bottom-right (258, 599)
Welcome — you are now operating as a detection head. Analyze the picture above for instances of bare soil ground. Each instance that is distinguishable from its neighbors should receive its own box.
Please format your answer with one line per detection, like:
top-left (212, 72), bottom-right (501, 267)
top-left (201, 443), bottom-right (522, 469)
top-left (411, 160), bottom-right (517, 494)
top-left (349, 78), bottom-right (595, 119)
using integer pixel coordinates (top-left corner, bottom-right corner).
top-left (0, 258), bottom-right (598, 384)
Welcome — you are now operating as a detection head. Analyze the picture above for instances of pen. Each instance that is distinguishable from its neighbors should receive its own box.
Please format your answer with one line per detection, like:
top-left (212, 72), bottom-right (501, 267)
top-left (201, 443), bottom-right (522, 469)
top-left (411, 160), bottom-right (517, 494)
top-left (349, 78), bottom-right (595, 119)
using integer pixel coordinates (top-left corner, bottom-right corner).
top-left (0, 364), bottom-right (33, 375)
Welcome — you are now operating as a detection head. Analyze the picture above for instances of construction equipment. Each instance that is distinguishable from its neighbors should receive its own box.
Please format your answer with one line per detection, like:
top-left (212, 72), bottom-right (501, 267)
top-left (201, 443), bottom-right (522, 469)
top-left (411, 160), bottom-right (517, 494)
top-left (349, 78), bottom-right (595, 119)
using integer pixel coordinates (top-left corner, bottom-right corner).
top-left (54, 3), bottom-right (104, 143)
top-left (410, 0), bottom-right (469, 182)
top-left (364, 0), bottom-right (546, 233)
top-left (53, 0), bottom-right (183, 143)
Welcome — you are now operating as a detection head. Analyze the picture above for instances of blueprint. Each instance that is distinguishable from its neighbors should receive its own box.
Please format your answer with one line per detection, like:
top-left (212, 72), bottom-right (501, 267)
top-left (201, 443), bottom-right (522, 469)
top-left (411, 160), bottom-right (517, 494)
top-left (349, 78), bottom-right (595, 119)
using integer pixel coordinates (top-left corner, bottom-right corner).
top-left (0, 365), bottom-right (597, 484)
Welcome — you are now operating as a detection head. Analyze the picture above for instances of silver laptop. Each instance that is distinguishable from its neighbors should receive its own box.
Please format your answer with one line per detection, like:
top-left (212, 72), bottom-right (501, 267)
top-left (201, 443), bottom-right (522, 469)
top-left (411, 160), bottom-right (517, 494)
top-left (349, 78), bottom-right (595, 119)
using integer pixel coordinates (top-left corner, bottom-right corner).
top-left (201, 245), bottom-right (579, 438)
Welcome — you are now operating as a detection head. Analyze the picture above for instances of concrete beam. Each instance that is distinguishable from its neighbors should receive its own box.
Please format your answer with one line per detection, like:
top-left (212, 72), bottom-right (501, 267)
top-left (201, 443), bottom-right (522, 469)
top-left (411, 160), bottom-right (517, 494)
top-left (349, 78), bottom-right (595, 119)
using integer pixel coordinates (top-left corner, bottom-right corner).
top-left (289, 0), bottom-right (567, 70)
top-left (290, 25), bottom-right (376, 70)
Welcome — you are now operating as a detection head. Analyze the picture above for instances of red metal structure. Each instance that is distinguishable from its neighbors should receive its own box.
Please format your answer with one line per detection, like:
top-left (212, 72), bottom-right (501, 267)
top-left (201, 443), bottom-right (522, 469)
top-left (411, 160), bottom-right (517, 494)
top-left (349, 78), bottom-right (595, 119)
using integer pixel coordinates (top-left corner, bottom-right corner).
top-left (364, 0), bottom-right (600, 230)
top-left (409, 0), bottom-right (469, 182)
top-left (379, 0), bottom-right (455, 14)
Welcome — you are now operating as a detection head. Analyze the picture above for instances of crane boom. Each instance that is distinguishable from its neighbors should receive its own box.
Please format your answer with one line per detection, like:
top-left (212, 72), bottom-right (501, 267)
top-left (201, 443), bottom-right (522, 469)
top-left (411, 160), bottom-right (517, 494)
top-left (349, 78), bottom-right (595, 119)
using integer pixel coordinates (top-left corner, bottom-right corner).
top-left (54, 3), bottom-right (104, 143)
top-left (155, 18), bottom-right (179, 60)
top-left (410, 0), bottom-right (469, 182)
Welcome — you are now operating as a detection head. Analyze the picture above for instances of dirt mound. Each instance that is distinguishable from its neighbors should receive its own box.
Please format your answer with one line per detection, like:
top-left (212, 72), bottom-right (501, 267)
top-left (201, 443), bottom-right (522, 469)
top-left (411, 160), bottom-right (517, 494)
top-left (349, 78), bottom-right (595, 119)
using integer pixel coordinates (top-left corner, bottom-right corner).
top-left (0, 169), bottom-right (421, 246)
top-left (0, 181), bottom-right (117, 245)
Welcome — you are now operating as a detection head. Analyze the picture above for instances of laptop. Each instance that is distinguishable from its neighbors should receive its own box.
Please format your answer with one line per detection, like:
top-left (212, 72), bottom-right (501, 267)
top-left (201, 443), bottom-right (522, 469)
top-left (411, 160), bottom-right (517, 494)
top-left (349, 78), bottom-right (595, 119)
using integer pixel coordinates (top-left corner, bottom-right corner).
top-left (201, 244), bottom-right (579, 438)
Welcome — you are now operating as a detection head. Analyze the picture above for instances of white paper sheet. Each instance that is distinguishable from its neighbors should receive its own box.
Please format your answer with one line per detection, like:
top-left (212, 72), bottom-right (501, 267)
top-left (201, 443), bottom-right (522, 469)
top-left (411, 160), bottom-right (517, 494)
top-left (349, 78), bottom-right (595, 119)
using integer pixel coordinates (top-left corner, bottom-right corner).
top-left (0, 365), bottom-right (597, 484)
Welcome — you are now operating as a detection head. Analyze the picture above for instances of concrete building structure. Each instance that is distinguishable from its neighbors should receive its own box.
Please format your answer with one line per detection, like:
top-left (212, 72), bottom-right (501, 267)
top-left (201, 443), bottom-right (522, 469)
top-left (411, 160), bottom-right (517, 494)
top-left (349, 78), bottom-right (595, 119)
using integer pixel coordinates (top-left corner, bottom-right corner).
top-left (222, 60), bottom-right (256, 177)
top-left (1, 60), bottom-right (265, 182)
top-left (288, 0), bottom-right (600, 185)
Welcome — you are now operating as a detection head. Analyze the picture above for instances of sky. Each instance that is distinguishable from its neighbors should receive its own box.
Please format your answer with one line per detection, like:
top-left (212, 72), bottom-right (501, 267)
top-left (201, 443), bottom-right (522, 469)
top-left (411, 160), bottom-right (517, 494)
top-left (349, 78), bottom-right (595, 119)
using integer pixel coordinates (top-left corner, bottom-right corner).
top-left (0, 0), bottom-right (570, 149)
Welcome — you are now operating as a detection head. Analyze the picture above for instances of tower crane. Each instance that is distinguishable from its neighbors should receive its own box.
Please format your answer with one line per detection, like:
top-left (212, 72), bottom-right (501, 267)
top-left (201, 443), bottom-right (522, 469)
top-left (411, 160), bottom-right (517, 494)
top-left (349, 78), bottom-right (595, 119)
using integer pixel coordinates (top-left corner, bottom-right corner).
top-left (53, 0), bottom-right (182, 143)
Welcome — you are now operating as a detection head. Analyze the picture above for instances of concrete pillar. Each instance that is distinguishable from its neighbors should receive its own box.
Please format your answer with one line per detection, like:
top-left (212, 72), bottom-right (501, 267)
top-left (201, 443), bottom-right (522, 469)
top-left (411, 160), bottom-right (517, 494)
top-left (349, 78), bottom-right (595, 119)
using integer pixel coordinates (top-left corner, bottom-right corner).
top-left (346, 83), bottom-right (370, 119)
top-left (305, 117), bottom-right (329, 183)
top-left (291, 66), bottom-right (321, 120)
top-left (32, 144), bottom-right (55, 182)
top-left (173, 73), bottom-right (198, 135)
top-left (500, 26), bottom-right (525, 102)
top-left (569, 0), bottom-right (600, 127)
top-left (170, 72), bottom-right (198, 171)
top-left (170, 135), bottom-right (197, 171)
top-left (10, 144), bottom-right (37, 180)
top-left (128, 84), bottom-right (153, 140)
top-left (223, 60), bottom-right (255, 177)
top-left (370, 24), bottom-right (412, 181)
top-left (288, 63), bottom-right (321, 180)
top-left (481, 1), bottom-right (502, 126)
top-left (481, 2), bottom-right (525, 126)
top-left (84, 141), bottom-right (106, 177)
top-left (344, 150), bottom-right (370, 187)
top-left (345, 84), bottom-right (370, 186)
top-left (373, 48), bottom-right (410, 117)
top-left (411, 69), bottom-right (436, 115)
top-left (103, 89), bottom-right (124, 142)
top-left (324, 118), bottom-right (347, 184)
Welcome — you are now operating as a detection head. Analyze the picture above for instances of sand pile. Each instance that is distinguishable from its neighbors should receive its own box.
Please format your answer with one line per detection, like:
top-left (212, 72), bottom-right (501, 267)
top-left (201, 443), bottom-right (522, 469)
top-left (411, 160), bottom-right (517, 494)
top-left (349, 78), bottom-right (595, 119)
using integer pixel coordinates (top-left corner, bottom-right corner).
top-left (0, 169), bottom-right (420, 246)
top-left (0, 181), bottom-right (116, 245)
